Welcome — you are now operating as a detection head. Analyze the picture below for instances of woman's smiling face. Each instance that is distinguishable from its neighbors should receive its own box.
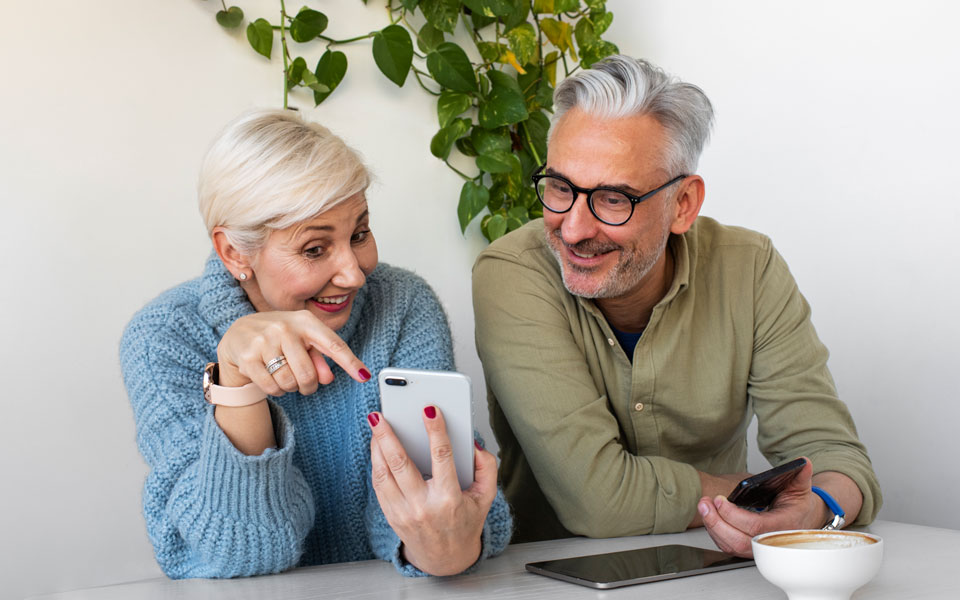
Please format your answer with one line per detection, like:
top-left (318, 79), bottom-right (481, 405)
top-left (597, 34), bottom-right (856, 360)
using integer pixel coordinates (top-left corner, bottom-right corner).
top-left (241, 194), bottom-right (378, 331)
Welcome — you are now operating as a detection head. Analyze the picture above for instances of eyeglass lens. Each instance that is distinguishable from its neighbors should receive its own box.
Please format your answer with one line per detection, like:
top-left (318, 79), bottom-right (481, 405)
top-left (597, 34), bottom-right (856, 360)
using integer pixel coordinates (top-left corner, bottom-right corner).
top-left (536, 176), bottom-right (633, 224)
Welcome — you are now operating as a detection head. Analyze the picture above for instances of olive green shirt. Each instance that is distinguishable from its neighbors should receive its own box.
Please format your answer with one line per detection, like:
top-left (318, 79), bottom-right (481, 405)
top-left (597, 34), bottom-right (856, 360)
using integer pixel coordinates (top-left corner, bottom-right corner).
top-left (472, 217), bottom-right (881, 543)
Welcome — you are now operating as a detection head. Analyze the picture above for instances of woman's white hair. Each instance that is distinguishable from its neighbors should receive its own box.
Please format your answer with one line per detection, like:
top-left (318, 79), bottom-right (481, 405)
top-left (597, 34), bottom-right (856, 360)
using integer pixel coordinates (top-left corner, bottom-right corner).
top-left (198, 108), bottom-right (370, 254)
top-left (552, 55), bottom-right (714, 175)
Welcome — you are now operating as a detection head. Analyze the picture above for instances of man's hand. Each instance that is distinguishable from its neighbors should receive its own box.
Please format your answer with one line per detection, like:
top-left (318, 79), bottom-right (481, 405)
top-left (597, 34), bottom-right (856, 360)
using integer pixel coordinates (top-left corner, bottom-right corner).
top-left (697, 458), bottom-right (833, 557)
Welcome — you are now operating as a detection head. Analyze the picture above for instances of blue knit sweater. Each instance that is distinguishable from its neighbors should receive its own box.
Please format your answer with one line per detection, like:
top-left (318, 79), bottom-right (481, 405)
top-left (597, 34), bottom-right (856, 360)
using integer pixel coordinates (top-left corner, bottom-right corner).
top-left (120, 254), bottom-right (512, 579)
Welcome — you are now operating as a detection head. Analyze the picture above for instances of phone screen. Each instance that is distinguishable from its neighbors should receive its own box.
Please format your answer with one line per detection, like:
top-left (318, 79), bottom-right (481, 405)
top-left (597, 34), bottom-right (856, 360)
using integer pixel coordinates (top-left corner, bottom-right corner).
top-left (727, 458), bottom-right (807, 511)
top-left (525, 544), bottom-right (754, 589)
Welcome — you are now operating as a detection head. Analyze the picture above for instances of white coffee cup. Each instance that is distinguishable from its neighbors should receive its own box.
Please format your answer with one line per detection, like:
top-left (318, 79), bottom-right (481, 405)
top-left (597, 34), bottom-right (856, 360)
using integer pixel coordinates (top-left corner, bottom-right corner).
top-left (751, 530), bottom-right (883, 600)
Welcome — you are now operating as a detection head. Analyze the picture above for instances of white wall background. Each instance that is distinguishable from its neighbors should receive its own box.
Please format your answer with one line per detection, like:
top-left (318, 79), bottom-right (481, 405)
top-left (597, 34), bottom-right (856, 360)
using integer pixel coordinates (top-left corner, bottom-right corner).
top-left (1, 1), bottom-right (957, 598)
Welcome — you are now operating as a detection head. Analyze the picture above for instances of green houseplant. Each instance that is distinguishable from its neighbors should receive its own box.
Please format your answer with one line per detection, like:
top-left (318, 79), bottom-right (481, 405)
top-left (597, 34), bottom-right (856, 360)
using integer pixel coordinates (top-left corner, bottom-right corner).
top-left (206, 0), bottom-right (618, 241)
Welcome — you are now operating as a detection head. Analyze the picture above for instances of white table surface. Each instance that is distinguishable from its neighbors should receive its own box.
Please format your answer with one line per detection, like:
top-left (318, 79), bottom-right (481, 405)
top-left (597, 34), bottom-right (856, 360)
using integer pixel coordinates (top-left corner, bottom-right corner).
top-left (30, 520), bottom-right (960, 599)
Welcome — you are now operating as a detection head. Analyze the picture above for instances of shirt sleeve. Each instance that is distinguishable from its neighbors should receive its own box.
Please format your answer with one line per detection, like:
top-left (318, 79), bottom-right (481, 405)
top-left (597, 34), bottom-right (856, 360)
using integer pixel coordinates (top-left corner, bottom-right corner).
top-left (363, 274), bottom-right (513, 574)
top-left (473, 252), bottom-right (701, 537)
top-left (748, 241), bottom-right (882, 525)
top-left (120, 311), bottom-right (315, 579)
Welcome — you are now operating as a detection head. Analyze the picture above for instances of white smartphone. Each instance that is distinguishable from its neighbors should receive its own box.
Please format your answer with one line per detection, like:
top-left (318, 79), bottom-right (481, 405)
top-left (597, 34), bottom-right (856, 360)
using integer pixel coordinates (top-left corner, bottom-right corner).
top-left (378, 368), bottom-right (475, 490)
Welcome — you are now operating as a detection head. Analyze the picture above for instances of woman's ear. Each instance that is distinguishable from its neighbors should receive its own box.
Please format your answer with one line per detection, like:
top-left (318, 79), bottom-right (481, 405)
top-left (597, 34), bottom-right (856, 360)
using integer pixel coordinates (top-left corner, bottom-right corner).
top-left (212, 227), bottom-right (252, 281)
top-left (669, 175), bottom-right (706, 235)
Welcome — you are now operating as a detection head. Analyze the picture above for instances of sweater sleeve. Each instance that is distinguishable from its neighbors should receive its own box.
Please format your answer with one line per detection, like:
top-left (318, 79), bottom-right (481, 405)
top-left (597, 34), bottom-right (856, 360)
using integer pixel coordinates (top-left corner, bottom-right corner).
top-left (120, 305), bottom-right (315, 578)
top-left (363, 274), bottom-right (513, 575)
top-left (749, 242), bottom-right (882, 525)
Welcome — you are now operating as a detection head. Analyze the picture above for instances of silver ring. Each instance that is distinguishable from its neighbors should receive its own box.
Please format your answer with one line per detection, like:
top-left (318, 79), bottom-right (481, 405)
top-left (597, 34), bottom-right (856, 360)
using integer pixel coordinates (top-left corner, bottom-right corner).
top-left (265, 355), bottom-right (287, 375)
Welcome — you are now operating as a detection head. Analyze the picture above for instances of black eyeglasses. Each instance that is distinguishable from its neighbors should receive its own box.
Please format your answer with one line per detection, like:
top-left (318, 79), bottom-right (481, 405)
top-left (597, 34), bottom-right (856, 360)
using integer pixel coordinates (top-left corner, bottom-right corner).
top-left (531, 165), bottom-right (688, 226)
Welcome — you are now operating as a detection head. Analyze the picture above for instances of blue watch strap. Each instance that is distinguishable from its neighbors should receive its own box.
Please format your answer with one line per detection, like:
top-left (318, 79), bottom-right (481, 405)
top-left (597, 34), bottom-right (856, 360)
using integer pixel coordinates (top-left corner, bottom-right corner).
top-left (811, 486), bottom-right (846, 530)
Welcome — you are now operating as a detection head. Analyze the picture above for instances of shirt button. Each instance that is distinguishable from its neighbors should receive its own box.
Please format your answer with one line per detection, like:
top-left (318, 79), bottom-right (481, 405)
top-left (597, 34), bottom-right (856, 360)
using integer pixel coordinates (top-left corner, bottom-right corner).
top-left (634, 402), bottom-right (644, 412)
top-left (608, 338), bottom-right (615, 346)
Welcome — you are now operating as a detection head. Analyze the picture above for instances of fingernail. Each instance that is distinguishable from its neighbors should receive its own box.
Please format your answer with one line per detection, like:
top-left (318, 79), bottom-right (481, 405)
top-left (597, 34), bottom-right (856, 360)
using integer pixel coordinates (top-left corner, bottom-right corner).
top-left (474, 439), bottom-right (483, 451)
top-left (423, 405), bottom-right (437, 419)
top-left (367, 412), bottom-right (379, 427)
top-left (359, 368), bottom-right (371, 382)
top-left (699, 502), bottom-right (709, 517)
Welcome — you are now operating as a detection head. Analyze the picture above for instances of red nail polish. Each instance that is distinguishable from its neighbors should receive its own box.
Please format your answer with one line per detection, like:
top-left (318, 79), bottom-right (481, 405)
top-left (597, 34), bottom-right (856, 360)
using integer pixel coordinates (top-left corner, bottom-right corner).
top-left (423, 405), bottom-right (437, 419)
top-left (359, 368), bottom-right (371, 381)
top-left (474, 440), bottom-right (483, 451)
top-left (367, 412), bottom-right (379, 427)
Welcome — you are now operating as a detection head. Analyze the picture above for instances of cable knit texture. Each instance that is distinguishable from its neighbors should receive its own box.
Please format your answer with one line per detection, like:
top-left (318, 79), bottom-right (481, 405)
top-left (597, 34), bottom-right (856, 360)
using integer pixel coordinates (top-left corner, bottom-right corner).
top-left (120, 253), bottom-right (512, 579)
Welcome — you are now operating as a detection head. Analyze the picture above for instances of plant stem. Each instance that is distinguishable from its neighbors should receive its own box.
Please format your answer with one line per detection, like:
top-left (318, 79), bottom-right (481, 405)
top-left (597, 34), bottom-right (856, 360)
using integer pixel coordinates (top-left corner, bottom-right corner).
top-left (520, 121), bottom-right (542, 165)
top-left (319, 32), bottom-right (376, 45)
top-left (412, 68), bottom-right (441, 96)
top-left (445, 161), bottom-right (478, 181)
top-left (220, 0), bottom-right (227, 11)
top-left (279, 0), bottom-right (290, 109)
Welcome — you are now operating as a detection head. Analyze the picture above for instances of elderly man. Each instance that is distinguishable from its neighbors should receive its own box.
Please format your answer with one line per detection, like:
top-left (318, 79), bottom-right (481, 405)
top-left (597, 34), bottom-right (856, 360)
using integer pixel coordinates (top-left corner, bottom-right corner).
top-left (472, 55), bottom-right (880, 556)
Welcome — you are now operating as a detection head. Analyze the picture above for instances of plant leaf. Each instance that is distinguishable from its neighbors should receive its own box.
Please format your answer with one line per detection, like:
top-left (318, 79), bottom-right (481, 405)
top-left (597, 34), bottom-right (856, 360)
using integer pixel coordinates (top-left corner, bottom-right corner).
top-left (401, 0), bottom-right (421, 10)
top-left (543, 50), bottom-right (559, 87)
top-left (506, 23), bottom-right (537, 66)
top-left (540, 18), bottom-right (577, 60)
top-left (426, 43), bottom-right (478, 93)
top-left (420, 0), bottom-right (459, 33)
top-left (522, 111), bottom-right (550, 164)
top-left (462, 0), bottom-right (514, 18)
top-left (486, 213), bottom-right (508, 240)
top-left (479, 71), bottom-right (528, 129)
top-left (437, 92), bottom-right (473, 128)
top-left (313, 50), bottom-right (348, 104)
top-left (216, 6), bottom-right (243, 28)
top-left (476, 149), bottom-right (520, 173)
top-left (300, 70), bottom-right (330, 93)
top-left (574, 17), bottom-right (598, 52)
top-left (554, 0), bottom-right (580, 13)
top-left (290, 8), bottom-right (328, 43)
top-left (477, 42), bottom-right (508, 63)
top-left (471, 127), bottom-right (512, 154)
top-left (580, 40), bottom-right (618, 68)
top-left (416, 23), bottom-right (444, 53)
top-left (533, 0), bottom-right (554, 14)
top-left (455, 137), bottom-right (479, 156)
top-left (593, 10), bottom-right (613, 35)
top-left (486, 69), bottom-right (522, 94)
top-left (458, 181), bottom-right (490, 233)
top-left (372, 25), bottom-right (413, 87)
top-left (286, 56), bottom-right (307, 90)
top-left (246, 18), bottom-right (274, 59)
top-left (503, 0), bottom-right (530, 31)
top-left (429, 117), bottom-right (472, 160)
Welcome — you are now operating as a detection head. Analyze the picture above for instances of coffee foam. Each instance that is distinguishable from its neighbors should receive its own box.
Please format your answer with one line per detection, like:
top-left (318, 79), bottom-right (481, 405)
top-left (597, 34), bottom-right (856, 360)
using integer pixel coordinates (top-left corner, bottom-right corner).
top-left (759, 531), bottom-right (877, 549)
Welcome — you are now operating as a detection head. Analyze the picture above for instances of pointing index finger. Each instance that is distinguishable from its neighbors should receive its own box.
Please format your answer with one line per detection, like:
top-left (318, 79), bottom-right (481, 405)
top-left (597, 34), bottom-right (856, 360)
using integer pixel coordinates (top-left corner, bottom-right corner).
top-left (301, 315), bottom-right (371, 382)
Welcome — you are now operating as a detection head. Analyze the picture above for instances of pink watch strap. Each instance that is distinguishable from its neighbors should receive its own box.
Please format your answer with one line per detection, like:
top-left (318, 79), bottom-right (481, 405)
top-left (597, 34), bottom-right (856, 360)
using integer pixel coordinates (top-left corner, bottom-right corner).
top-left (207, 381), bottom-right (267, 407)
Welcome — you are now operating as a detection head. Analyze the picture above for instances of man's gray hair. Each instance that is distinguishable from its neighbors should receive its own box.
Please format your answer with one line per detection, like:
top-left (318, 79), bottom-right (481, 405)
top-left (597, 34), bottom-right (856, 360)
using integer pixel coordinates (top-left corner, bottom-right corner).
top-left (552, 55), bottom-right (714, 175)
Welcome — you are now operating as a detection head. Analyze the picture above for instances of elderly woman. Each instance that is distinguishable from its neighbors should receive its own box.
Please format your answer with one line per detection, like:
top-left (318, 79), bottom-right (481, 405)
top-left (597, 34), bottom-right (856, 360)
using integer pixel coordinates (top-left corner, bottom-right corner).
top-left (120, 109), bottom-right (512, 579)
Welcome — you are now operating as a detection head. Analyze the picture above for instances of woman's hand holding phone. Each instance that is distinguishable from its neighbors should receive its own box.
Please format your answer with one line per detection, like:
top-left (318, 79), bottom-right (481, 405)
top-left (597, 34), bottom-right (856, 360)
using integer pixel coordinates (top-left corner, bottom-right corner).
top-left (367, 407), bottom-right (498, 576)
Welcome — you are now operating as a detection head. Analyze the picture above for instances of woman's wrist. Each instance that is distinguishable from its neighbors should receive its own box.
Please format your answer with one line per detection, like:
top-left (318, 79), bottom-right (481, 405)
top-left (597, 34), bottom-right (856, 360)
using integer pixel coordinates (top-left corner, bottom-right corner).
top-left (401, 534), bottom-right (482, 576)
top-left (216, 362), bottom-right (252, 388)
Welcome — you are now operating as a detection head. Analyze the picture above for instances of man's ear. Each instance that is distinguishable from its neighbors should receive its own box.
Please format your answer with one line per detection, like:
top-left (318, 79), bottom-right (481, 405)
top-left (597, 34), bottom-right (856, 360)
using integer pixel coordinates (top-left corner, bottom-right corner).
top-left (212, 227), bottom-right (252, 280)
top-left (669, 175), bottom-right (705, 235)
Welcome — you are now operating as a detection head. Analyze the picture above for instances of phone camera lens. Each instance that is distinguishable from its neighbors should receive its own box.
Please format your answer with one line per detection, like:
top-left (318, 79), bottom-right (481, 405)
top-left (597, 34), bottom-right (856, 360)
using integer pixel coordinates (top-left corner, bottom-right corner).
top-left (384, 378), bottom-right (407, 387)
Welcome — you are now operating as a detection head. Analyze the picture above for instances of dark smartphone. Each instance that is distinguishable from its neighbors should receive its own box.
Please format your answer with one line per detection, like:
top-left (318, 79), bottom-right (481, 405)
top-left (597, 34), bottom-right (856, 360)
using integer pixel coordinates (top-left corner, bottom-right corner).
top-left (525, 544), bottom-right (754, 589)
top-left (726, 458), bottom-right (807, 511)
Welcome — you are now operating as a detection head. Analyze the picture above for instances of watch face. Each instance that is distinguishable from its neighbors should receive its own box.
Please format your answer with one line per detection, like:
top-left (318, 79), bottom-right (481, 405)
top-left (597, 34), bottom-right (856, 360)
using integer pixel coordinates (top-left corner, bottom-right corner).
top-left (203, 362), bottom-right (218, 403)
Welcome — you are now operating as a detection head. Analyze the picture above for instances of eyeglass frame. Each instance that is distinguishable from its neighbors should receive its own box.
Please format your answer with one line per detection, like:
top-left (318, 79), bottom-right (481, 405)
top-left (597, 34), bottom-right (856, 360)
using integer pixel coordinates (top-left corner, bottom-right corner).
top-left (531, 165), bottom-right (688, 226)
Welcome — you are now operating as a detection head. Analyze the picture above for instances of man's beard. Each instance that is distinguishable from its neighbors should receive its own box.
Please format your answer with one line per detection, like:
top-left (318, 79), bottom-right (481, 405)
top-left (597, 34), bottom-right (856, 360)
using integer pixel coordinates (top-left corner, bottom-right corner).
top-left (547, 227), bottom-right (668, 299)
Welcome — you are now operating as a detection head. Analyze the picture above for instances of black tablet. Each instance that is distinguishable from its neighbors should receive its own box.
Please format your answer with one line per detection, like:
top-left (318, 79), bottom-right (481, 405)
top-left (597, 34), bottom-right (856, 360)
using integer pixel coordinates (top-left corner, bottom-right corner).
top-left (526, 544), bottom-right (755, 589)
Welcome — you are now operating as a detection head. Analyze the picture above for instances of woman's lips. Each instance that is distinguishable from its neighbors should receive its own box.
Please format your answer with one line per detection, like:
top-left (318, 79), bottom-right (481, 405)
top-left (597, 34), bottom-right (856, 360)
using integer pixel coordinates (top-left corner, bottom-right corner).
top-left (310, 293), bottom-right (352, 313)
